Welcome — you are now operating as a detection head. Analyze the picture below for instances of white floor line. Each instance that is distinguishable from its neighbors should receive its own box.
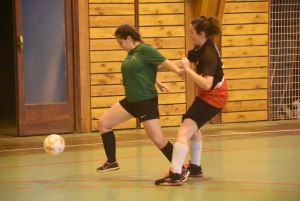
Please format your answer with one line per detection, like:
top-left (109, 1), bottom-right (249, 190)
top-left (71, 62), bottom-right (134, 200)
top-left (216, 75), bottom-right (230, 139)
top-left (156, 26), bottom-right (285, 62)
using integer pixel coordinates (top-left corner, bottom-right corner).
top-left (0, 129), bottom-right (299, 153)
top-left (202, 128), bottom-right (300, 137)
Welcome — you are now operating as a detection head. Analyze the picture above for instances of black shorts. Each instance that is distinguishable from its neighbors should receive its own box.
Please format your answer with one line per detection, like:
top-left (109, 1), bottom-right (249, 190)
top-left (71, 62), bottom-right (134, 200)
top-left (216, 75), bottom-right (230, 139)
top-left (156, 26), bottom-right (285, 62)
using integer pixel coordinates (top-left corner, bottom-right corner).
top-left (119, 97), bottom-right (160, 122)
top-left (182, 97), bottom-right (222, 129)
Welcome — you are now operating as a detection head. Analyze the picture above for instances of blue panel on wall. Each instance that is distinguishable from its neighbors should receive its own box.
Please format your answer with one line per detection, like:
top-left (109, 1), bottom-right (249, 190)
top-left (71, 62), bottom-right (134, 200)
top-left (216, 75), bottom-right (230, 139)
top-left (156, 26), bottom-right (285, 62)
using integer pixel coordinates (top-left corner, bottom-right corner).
top-left (22, 0), bottom-right (67, 104)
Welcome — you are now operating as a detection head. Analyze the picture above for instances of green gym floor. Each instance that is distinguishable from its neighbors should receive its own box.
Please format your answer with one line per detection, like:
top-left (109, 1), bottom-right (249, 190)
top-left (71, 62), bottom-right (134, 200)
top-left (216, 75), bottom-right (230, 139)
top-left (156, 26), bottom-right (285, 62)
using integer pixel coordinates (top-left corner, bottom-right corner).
top-left (0, 120), bottom-right (299, 201)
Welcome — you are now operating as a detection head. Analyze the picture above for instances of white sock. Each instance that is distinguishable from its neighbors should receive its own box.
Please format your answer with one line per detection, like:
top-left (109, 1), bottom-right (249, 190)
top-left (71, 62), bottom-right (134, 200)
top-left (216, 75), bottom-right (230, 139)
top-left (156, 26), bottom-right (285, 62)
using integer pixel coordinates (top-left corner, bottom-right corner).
top-left (171, 142), bottom-right (188, 174)
top-left (190, 140), bottom-right (202, 166)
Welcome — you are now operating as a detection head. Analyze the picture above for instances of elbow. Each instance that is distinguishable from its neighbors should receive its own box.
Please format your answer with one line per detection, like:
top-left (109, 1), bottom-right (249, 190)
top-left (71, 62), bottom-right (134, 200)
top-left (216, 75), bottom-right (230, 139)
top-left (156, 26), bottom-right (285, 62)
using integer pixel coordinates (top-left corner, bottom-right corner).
top-left (157, 65), bottom-right (163, 72)
top-left (203, 83), bottom-right (212, 90)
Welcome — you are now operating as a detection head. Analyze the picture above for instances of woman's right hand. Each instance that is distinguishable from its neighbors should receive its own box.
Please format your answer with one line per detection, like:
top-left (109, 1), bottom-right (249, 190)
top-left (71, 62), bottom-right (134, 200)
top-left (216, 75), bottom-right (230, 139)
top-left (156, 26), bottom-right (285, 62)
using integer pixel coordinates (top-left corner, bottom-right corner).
top-left (181, 58), bottom-right (191, 71)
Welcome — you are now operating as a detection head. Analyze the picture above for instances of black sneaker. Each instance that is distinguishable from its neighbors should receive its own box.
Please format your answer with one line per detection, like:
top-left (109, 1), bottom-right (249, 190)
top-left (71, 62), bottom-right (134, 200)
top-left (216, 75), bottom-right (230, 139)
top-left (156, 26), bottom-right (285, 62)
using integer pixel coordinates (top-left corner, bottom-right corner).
top-left (186, 161), bottom-right (203, 177)
top-left (155, 171), bottom-right (182, 186)
top-left (163, 167), bottom-right (190, 182)
top-left (96, 161), bottom-right (120, 172)
top-left (181, 167), bottom-right (190, 182)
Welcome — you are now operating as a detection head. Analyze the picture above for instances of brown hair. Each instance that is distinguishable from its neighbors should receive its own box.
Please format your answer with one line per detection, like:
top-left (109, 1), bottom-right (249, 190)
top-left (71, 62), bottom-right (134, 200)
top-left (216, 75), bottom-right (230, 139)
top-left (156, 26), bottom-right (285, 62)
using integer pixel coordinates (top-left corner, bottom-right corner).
top-left (115, 24), bottom-right (143, 43)
top-left (191, 16), bottom-right (221, 38)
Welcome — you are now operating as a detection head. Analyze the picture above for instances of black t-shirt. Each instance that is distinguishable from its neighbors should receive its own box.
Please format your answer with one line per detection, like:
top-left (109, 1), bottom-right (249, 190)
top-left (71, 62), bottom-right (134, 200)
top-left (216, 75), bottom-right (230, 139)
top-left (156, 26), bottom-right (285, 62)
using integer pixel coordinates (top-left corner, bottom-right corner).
top-left (187, 38), bottom-right (224, 90)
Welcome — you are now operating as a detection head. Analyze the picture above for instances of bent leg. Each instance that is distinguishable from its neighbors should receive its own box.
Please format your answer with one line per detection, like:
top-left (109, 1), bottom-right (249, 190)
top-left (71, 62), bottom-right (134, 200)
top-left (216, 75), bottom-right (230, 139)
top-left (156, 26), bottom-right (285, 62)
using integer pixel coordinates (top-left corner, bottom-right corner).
top-left (171, 118), bottom-right (198, 173)
top-left (176, 118), bottom-right (199, 145)
top-left (98, 102), bottom-right (133, 134)
top-left (190, 130), bottom-right (203, 167)
top-left (143, 119), bottom-right (174, 162)
top-left (98, 102), bottom-right (133, 163)
top-left (143, 119), bottom-right (167, 149)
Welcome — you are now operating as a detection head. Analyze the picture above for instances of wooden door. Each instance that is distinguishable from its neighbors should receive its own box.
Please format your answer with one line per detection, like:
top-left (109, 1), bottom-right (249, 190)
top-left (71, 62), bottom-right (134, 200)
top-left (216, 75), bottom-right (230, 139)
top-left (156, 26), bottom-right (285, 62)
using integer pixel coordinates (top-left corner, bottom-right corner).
top-left (14, 0), bottom-right (75, 136)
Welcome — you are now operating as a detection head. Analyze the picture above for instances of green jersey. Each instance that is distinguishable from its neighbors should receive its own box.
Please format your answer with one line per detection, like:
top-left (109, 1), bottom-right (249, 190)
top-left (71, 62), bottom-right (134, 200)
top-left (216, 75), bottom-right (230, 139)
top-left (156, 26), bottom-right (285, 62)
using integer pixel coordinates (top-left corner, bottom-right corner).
top-left (121, 44), bottom-right (166, 102)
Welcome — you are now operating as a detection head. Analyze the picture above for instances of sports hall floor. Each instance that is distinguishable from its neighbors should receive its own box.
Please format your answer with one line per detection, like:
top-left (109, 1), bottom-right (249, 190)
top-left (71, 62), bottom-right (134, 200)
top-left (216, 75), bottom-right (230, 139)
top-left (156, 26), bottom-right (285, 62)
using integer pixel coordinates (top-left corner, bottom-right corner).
top-left (0, 120), bottom-right (299, 201)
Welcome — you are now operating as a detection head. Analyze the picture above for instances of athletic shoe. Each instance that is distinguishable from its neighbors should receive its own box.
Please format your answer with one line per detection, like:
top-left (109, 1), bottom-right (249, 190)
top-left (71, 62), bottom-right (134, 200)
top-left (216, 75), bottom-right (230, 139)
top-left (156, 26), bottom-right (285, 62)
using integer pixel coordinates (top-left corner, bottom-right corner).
top-left (96, 161), bottom-right (120, 172)
top-left (185, 161), bottom-right (203, 177)
top-left (164, 167), bottom-right (190, 182)
top-left (155, 171), bottom-right (183, 186)
top-left (181, 167), bottom-right (190, 182)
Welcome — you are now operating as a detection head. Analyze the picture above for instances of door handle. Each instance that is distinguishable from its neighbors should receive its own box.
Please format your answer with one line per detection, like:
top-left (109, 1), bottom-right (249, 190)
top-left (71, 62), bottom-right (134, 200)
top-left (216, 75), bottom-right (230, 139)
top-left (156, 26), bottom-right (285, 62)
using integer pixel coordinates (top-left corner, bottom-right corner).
top-left (18, 35), bottom-right (23, 52)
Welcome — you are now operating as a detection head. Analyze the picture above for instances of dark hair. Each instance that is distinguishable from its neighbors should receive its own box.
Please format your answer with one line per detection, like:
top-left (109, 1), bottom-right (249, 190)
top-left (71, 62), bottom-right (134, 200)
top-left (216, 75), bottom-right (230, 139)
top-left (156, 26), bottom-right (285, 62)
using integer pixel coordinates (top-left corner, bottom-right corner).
top-left (115, 24), bottom-right (143, 43)
top-left (191, 16), bottom-right (221, 38)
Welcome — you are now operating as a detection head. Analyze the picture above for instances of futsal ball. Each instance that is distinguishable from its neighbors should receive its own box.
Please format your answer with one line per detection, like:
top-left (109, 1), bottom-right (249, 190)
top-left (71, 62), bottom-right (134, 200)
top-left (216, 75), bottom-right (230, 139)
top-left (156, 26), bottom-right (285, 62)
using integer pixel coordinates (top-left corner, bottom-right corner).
top-left (43, 134), bottom-right (65, 155)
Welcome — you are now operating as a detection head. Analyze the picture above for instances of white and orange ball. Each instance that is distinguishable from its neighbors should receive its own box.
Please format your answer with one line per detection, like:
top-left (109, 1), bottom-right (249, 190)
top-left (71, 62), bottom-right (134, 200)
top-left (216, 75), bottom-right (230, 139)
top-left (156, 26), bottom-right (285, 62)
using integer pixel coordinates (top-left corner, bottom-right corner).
top-left (43, 134), bottom-right (65, 155)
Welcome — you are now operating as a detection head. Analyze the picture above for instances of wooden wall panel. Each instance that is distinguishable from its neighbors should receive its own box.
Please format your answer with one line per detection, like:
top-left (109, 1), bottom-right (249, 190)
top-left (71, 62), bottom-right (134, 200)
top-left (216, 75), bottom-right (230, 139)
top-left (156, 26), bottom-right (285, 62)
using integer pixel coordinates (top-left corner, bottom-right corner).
top-left (90, 50), bottom-right (127, 62)
top-left (222, 13), bottom-right (268, 24)
top-left (91, 72), bottom-right (184, 85)
top-left (138, 1), bottom-right (186, 128)
top-left (143, 37), bottom-right (185, 48)
top-left (224, 2), bottom-right (268, 13)
top-left (226, 79), bottom-right (267, 90)
top-left (226, 0), bottom-right (268, 1)
top-left (89, 1), bottom-right (135, 131)
top-left (89, 0), bottom-right (187, 131)
top-left (91, 81), bottom-right (185, 96)
top-left (222, 24), bottom-right (268, 35)
top-left (139, 26), bottom-right (185, 37)
top-left (90, 62), bottom-right (123, 73)
top-left (158, 104), bottom-right (186, 115)
top-left (224, 67), bottom-right (268, 79)
top-left (222, 35), bottom-right (268, 47)
top-left (87, 0), bottom-right (271, 131)
top-left (158, 115), bottom-right (183, 126)
top-left (222, 57), bottom-right (268, 68)
top-left (139, 0), bottom-right (184, 2)
top-left (221, 0), bottom-right (268, 123)
top-left (222, 46), bottom-right (268, 57)
top-left (222, 111), bottom-right (268, 123)
top-left (91, 96), bottom-right (125, 108)
top-left (228, 89), bottom-right (268, 101)
top-left (223, 100), bottom-right (267, 112)
top-left (139, 3), bottom-right (184, 14)
top-left (90, 37), bottom-right (185, 50)
top-left (89, 4), bottom-right (134, 15)
top-left (90, 28), bottom-right (120, 38)
top-left (139, 15), bottom-right (184, 26)
top-left (89, 16), bottom-right (134, 27)
top-left (90, 0), bottom-right (134, 3)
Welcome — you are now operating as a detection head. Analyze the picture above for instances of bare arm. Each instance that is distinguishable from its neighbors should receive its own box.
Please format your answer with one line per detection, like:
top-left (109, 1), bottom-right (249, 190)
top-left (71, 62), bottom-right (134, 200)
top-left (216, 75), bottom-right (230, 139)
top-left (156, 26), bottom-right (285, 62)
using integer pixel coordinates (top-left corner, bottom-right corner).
top-left (157, 60), bottom-right (183, 71)
top-left (181, 58), bottom-right (213, 90)
top-left (156, 79), bottom-right (170, 93)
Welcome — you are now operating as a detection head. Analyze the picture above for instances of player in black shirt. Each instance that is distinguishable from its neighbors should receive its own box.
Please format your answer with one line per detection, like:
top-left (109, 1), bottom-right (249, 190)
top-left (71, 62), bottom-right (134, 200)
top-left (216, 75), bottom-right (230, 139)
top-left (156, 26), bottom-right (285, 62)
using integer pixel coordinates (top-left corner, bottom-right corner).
top-left (156, 16), bottom-right (228, 186)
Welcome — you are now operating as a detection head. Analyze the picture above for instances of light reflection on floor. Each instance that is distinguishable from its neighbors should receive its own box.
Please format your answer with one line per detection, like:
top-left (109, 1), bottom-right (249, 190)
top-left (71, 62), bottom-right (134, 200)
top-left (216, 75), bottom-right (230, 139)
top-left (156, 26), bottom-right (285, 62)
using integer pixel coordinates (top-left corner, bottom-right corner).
top-left (0, 120), bottom-right (299, 201)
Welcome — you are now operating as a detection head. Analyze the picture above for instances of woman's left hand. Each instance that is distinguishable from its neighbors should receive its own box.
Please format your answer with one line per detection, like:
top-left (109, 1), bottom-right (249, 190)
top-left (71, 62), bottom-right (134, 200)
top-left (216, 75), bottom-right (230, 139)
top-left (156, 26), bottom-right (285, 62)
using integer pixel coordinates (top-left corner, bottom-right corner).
top-left (156, 82), bottom-right (170, 93)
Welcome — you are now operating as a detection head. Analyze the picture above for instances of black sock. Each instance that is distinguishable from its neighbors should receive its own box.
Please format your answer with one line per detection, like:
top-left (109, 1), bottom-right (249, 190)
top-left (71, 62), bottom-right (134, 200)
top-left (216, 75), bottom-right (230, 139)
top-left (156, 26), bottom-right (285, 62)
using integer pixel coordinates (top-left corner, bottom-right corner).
top-left (101, 131), bottom-right (116, 163)
top-left (160, 141), bottom-right (185, 169)
top-left (160, 141), bottom-right (173, 162)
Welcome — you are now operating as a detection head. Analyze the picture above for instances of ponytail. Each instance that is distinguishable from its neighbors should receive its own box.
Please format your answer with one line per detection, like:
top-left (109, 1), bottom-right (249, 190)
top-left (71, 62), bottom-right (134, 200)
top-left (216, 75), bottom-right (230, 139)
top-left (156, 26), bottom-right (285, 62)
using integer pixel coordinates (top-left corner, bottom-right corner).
top-left (191, 16), bottom-right (221, 38)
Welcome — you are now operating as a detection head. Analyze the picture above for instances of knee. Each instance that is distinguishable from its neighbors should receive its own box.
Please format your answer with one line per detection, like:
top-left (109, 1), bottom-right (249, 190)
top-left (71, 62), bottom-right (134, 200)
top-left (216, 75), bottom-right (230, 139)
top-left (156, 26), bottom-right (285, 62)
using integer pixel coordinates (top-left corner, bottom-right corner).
top-left (152, 136), bottom-right (167, 149)
top-left (177, 133), bottom-right (190, 145)
top-left (98, 118), bottom-right (111, 134)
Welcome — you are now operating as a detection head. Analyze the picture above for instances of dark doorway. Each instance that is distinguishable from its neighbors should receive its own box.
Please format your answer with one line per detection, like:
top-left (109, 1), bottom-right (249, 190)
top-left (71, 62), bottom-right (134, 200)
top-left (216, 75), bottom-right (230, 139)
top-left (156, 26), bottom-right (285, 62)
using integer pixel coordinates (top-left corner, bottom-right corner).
top-left (14, 0), bottom-right (75, 136)
top-left (0, 0), bottom-right (17, 136)
top-left (0, 0), bottom-right (77, 136)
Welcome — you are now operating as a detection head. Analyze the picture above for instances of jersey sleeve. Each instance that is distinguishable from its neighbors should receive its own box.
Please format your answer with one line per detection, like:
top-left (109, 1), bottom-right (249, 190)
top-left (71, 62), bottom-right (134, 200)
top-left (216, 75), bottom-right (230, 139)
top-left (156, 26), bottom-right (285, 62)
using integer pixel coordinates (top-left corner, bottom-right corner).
top-left (201, 49), bottom-right (217, 77)
top-left (143, 44), bottom-right (166, 66)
